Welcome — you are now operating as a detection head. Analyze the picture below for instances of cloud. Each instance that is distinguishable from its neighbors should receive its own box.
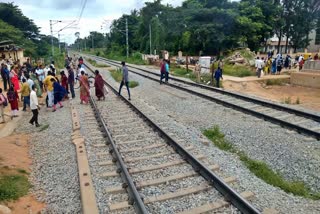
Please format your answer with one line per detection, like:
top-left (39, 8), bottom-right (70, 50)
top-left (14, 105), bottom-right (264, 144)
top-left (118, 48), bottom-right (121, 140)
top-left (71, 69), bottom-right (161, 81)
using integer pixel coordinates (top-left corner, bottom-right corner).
top-left (7, 0), bottom-right (184, 44)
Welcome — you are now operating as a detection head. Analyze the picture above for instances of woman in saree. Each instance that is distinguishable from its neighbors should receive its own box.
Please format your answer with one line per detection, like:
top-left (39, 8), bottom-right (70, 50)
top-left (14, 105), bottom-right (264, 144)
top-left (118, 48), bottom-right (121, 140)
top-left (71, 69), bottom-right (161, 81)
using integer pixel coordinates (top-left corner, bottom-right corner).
top-left (10, 66), bottom-right (20, 91)
top-left (94, 70), bottom-right (105, 101)
top-left (79, 71), bottom-right (90, 104)
top-left (50, 78), bottom-right (66, 112)
top-left (30, 69), bottom-right (42, 97)
top-left (60, 70), bottom-right (69, 99)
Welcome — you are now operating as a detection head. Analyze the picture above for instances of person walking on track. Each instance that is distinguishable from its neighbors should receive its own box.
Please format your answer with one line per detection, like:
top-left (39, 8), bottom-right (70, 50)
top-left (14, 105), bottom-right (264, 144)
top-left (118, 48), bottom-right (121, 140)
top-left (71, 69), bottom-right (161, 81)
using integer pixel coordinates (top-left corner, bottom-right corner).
top-left (165, 59), bottom-right (170, 83)
top-left (79, 71), bottom-right (90, 104)
top-left (159, 59), bottom-right (166, 84)
top-left (67, 66), bottom-right (75, 99)
top-left (29, 85), bottom-right (40, 127)
top-left (118, 61), bottom-right (131, 100)
top-left (94, 70), bottom-right (106, 101)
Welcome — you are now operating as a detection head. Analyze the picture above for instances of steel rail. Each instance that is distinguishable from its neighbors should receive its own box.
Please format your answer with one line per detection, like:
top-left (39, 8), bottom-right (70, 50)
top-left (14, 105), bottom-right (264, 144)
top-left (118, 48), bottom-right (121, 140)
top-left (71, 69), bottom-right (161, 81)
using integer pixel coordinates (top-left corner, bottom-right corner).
top-left (89, 95), bottom-right (148, 214)
top-left (84, 54), bottom-right (320, 140)
top-left (89, 54), bottom-right (320, 123)
top-left (84, 63), bottom-right (261, 214)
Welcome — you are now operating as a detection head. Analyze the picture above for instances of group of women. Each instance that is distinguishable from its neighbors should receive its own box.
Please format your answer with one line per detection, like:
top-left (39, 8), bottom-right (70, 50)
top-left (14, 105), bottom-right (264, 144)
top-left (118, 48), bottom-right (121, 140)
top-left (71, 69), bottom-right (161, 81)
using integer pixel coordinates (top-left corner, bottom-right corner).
top-left (77, 69), bottom-right (106, 104)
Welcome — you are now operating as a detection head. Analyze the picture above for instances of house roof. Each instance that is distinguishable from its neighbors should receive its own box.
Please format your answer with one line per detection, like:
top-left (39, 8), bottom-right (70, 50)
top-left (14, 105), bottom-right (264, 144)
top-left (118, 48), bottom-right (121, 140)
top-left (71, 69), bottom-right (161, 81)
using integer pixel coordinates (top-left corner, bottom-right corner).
top-left (0, 40), bottom-right (23, 52)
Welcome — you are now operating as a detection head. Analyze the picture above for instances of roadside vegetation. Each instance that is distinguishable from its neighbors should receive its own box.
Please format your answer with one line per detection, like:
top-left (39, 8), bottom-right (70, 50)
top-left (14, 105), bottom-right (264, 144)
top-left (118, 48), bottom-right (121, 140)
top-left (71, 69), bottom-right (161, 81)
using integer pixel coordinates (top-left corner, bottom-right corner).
top-left (83, 49), bottom-right (146, 65)
top-left (265, 79), bottom-right (289, 86)
top-left (109, 68), bottom-right (139, 88)
top-left (203, 125), bottom-right (320, 200)
top-left (281, 97), bottom-right (301, 105)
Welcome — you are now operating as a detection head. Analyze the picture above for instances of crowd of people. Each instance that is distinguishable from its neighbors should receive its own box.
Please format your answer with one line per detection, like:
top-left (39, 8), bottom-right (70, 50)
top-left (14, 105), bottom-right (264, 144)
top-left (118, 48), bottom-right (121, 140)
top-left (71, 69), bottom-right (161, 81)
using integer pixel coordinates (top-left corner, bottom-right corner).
top-left (255, 52), bottom-right (320, 78)
top-left (0, 54), bottom-right (108, 127)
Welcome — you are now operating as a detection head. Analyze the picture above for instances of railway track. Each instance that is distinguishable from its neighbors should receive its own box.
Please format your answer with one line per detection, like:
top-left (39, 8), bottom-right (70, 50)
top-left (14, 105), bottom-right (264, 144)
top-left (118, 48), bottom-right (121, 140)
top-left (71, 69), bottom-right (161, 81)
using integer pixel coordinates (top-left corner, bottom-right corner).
top-left (79, 63), bottom-right (260, 213)
top-left (82, 53), bottom-right (320, 140)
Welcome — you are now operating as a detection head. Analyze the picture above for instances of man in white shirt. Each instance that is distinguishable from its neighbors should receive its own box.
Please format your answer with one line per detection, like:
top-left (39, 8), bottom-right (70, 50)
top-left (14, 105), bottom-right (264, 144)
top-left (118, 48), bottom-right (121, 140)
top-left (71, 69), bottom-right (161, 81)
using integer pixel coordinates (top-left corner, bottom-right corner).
top-left (36, 65), bottom-right (45, 90)
top-left (256, 57), bottom-right (264, 78)
top-left (29, 85), bottom-right (40, 127)
top-left (26, 75), bottom-right (34, 90)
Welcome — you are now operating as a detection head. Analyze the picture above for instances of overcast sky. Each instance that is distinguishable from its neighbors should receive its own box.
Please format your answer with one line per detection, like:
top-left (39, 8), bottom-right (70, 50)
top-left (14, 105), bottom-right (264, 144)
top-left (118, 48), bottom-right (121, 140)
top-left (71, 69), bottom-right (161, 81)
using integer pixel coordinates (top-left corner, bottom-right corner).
top-left (4, 0), bottom-right (184, 44)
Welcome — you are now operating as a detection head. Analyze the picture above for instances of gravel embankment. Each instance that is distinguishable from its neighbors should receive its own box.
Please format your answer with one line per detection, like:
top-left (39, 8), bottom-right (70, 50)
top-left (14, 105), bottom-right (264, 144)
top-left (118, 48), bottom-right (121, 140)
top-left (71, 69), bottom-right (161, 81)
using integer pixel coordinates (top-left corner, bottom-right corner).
top-left (15, 100), bottom-right (81, 213)
top-left (88, 61), bottom-right (320, 214)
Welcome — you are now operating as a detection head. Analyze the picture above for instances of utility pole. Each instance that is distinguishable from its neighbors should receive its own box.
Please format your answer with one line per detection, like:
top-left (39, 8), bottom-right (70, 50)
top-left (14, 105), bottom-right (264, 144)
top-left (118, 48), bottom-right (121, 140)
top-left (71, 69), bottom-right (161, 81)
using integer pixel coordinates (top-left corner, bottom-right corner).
top-left (92, 35), bottom-right (94, 50)
top-left (58, 33), bottom-right (61, 53)
top-left (50, 20), bottom-right (54, 58)
top-left (126, 18), bottom-right (129, 58)
top-left (149, 23), bottom-right (152, 55)
top-left (84, 39), bottom-right (86, 51)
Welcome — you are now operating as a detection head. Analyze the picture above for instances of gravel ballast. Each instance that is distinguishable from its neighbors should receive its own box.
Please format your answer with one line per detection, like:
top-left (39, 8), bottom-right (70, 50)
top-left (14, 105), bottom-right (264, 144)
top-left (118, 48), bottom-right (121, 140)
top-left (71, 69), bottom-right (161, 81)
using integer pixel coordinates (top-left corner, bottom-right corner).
top-left (15, 101), bottom-right (81, 213)
top-left (85, 59), bottom-right (320, 214)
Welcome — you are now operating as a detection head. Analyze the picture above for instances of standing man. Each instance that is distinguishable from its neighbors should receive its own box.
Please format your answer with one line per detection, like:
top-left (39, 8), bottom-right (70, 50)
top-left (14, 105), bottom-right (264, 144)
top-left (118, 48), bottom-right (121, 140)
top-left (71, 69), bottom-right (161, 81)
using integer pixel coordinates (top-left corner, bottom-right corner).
top-left (210, 61), bottom-right (215, 86)
top-left (214, 67), bottom-right (223, 88)
top-left (118, 61), bottom-right (131, 100)
top-left (26, 75), bottom-right (34, 91)
top-left (43, 71), bottom-right (54, 107)
top-left (1, 63), bottom-right (9, 91)
top-left (218, 59), bottom-right (224, 75)
top-left (36, 65), bottom-right (45, 90)
top-left (67, 66), bottom-right (75, 99)
top-left (256, 57), bottom-right (264, 78)
top-left (159, 59), bottom-right (166, 84)
top-left (20, 78), bottom-right (30, 111)
top-left (29, 85), bottom-right (40, 127)
top-left (165, 59), bottom-right (170, 83)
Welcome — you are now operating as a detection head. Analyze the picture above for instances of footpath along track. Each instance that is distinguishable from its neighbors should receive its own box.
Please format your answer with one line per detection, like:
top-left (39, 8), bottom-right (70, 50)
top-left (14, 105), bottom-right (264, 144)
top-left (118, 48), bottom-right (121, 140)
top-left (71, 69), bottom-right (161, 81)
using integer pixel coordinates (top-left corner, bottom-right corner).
top-left (82, 63), bottom-right (260, 213)
top-left (84, 53), bottom-right (320, 140)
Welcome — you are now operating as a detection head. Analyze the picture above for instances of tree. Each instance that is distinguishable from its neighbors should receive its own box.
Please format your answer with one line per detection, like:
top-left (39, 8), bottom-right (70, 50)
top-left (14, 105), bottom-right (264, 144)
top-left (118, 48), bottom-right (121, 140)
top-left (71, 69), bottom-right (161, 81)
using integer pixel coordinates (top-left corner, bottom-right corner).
top-left (0, 2), bottom-right (39, 39)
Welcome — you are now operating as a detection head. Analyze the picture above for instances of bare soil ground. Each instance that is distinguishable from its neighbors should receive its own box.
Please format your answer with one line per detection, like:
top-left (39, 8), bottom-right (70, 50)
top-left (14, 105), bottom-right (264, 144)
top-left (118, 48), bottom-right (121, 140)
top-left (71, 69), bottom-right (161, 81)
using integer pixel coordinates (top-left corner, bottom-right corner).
top-left (0, 133), bottom-right (45, 213)
top-left (224, 80), bottom-right (320, 112)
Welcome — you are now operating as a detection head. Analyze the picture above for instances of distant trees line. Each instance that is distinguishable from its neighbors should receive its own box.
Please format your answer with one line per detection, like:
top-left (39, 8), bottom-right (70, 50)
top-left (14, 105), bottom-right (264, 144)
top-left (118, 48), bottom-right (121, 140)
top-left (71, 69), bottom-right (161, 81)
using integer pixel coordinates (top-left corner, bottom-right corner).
top-left (72, 0), bottom-right (320, 56)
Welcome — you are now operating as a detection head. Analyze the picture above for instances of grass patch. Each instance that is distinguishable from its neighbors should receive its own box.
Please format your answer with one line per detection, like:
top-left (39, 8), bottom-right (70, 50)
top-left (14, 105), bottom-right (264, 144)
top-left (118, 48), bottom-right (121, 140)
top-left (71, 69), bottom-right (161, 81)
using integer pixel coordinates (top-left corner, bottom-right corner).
top-left (0, 167), bottom-right (30, 202)
top-left (222, 64), bottom-right (253, 77)
top-left (203, 126), bottom-right (234, 152)
top-left (38, 124), bottom-right (49, 132)
top-left (16, 169), bottom-right (28, 174)
top-left (203, 125), bottom-right (320, 200)
top-left (0, 175), bottom-right (30, 201)
top-left (265, 79), bottom-right (288, 86)
top-left (281, 97), bottom-right (301, 105)
top-left (109, 68), bottom-right (139, 88)
top-left (86, 58), bottom-right (110, 68)
top-left (84, 49), bottom-right (147, 65)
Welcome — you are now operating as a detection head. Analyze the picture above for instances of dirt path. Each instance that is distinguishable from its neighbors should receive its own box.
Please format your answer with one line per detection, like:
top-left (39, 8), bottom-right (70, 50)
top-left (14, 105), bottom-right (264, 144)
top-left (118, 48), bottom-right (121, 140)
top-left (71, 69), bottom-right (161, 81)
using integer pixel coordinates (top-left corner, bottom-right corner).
top-left (224, 80), bottom-right (320, 112)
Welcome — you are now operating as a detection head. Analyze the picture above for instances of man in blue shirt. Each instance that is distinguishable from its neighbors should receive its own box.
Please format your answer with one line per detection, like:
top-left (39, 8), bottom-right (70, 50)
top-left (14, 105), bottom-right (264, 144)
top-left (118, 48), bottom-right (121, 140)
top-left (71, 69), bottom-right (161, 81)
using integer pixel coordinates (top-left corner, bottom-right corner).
top-left (1, 63), bottom-right (9, 91)
top-left (214, 67), bottom-right (223, 88)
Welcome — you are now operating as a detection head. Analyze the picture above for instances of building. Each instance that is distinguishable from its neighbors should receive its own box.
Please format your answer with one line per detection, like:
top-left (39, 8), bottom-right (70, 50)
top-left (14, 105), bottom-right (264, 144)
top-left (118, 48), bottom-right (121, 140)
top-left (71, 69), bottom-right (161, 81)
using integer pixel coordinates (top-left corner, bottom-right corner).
top-left (307, 29), bottom-right (320, 52)
top-left (265, 39), bottom-right (292, 54)
top-left (0, 40), bottom-right (25, 63)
